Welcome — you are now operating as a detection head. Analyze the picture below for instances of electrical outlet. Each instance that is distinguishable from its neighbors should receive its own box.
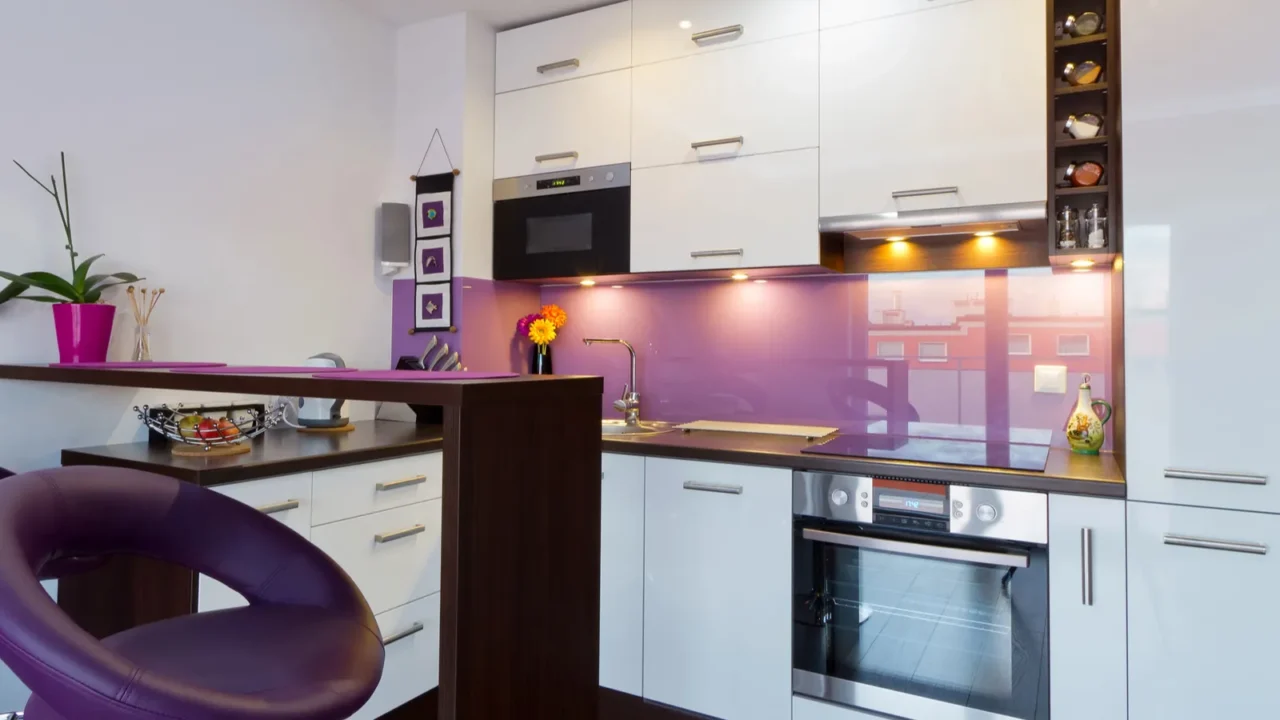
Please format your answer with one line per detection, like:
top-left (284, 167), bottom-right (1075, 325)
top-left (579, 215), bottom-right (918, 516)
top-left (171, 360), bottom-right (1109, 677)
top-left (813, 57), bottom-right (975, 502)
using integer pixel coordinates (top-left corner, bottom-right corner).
top-left (1035, 365), bottom-right (1069, 394)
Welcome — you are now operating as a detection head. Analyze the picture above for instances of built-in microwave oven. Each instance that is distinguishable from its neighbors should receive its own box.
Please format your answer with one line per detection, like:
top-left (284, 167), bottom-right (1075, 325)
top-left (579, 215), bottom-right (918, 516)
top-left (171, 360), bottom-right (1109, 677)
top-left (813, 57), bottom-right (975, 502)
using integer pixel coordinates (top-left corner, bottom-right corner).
top-left (492, 163), bottom-right (630, 281)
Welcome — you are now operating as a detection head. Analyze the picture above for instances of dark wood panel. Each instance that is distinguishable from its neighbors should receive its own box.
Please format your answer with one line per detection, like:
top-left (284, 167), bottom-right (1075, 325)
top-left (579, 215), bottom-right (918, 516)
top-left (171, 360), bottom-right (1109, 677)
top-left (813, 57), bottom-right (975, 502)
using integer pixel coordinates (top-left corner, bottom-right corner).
top-left (57, 555), bottom-right (195, 639)
top-left (599, 689), bottom-right (716, 719)
top-left (379, 689), bottom-right (438, 719)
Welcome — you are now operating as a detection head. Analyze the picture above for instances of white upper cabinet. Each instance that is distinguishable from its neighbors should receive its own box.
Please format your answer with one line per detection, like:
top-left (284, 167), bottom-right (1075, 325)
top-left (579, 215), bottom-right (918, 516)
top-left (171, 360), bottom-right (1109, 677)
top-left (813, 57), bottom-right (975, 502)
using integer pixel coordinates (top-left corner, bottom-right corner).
top-left (632, 0), bottom-right (818, 66)
top-left (1049, 495), bottom-right (1127, 720)
top-left (495, 1), bottom-right (632, 94)
top-left (820, 0), bottom-right (970, 29)
top-left (632, 33), bottom-right (819, 170)
top-left (1123, 0), bottom-right (1280, 512)
top-left (600, 453), bottom-right (645, 696)
top-left (820, 0), bottom-right (1044, 218)
top-left (1129, 502), bottom-right (1280, 719)
top-left (493, 70), bottom-right (631, 180)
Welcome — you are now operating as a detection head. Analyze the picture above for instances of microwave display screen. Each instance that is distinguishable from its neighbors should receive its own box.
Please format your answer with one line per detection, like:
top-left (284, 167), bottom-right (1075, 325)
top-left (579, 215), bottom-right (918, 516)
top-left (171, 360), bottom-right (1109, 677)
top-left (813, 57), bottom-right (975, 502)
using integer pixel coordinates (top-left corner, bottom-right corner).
top-left (526, 213), bottom-right (593, 255)
top-left (536, 175), bottom-right (582, 190)
top-left (873, 479), bottom-right (948, 518)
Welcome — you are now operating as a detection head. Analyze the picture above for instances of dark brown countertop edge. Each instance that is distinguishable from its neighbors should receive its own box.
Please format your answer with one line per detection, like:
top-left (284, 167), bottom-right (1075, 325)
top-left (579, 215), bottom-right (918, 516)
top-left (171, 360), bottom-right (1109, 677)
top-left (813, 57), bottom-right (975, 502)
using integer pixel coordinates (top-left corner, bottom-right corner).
top-left (602, 436), bottom-right (1126, 499)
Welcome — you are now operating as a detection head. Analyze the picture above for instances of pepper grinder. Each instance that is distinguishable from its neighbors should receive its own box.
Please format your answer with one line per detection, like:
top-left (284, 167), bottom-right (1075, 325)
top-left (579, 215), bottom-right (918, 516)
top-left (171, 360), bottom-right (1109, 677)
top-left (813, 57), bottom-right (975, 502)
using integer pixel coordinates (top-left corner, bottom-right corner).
top-left (1057, 206), bottom-right (1080, 249)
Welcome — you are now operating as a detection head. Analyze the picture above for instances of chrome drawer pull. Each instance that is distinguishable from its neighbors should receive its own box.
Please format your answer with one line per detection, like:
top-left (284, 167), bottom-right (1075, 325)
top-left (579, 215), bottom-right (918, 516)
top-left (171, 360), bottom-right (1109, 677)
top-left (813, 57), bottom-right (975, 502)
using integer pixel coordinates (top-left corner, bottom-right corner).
top-left (692, 24), bottom-right (744, 43)
top-left (892, 186), bottom-right (960, 199)
top-left (690, 248), bottom-right (744, 259)
top-left (374, 524), bottom-right (427, 544)
top-left (1164, 468), bottom-right (1268, 486)
top-left (682, 481), bottom-right (743, 495)
top-left (1164, 534), bottom-right (1268, 556)
top-left (1081, 528), bottom-right (1094, 606)
top-left (804, 528), bottom-right (1029, 568)
top-left (382, 621), bottom-right (425, 646)
top-left (376, 475), bottom-right (427, 492)
top-left (535, 151), bottom-right (579, 163)
top-left (536, 58), bottom-right (580, 74)
top-left (256, 500), bottom-right (300, 516)
top-left (691, 136), bottom-right (745, 151)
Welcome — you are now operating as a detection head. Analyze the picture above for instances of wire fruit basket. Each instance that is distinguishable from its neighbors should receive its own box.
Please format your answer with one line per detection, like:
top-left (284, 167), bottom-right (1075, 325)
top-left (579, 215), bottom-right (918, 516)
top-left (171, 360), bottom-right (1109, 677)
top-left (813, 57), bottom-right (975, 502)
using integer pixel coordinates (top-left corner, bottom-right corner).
top-left (135, 403), bottom-right (284, 457)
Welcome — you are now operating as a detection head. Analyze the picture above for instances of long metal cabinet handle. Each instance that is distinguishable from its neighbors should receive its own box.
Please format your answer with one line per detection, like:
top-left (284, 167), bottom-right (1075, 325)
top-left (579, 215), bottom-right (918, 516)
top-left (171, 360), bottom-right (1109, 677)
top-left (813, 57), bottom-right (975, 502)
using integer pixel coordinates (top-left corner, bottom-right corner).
top-left (536, 58), bottom-right (580, 74)
top-left (1163, 534), bottom-right (1268, 555)
top-left (375, 524), bottom-right (427, 544)
top-left (803, 528), bottom-right (1029, 569)
top-left (256, 500), bottom-right (300, 516)
top-left (377, 475), bottom-right (427, 492)
top-left (535, 151), bottom-right (580, 163)
top-left (683, 481), bottom-right (743, 495)
top-left (383, 621), bottom-right (425, 646)
top-left (1081, 528), bottom-right (1094, 606)
top-left (1164, 468), bottom-right (1268, 486)
top-left (691, 136), bottom-right (745, 150)
top-left (892, 186), bottom-right (960, 199)
top-left (692, 24), bottom-right (744, 43)
top-left (690, 249), bottom-right (744, 259)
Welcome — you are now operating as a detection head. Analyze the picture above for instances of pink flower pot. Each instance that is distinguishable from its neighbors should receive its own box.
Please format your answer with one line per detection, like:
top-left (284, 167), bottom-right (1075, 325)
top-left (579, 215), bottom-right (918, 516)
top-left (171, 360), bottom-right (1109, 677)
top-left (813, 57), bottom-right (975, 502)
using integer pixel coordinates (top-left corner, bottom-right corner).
top-left (52, 303), bottom-right (115, 363)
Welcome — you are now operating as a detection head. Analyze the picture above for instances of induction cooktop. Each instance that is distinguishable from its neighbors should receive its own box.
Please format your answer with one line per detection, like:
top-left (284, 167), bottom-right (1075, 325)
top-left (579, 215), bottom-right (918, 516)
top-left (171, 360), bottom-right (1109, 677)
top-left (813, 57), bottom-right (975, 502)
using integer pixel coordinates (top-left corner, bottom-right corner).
top-left (801, 432), bottom-right (1052, 473)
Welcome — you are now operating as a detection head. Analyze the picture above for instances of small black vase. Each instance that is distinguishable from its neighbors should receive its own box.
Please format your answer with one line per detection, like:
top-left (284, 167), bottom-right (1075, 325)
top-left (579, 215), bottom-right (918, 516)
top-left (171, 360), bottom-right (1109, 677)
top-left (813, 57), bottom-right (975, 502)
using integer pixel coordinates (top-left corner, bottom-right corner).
top-left (530, 344), bottom-right (553, 375)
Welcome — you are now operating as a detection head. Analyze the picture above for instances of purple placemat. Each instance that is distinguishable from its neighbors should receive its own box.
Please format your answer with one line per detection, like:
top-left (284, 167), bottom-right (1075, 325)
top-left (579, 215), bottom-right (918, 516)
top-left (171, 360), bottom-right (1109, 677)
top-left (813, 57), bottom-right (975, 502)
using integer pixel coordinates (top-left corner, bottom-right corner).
top-left (48, 361), bottom-right (228, 370)
top-left (170, 366), bottom-right (361, 374)
top-left (313, 370), bottom-right (520, 380)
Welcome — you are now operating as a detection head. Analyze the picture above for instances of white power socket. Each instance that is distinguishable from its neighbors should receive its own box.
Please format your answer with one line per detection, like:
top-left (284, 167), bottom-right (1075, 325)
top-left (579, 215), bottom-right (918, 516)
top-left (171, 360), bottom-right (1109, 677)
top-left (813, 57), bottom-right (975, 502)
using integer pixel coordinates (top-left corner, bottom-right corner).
top-left (1034, 365), bottom-right (1069, 394)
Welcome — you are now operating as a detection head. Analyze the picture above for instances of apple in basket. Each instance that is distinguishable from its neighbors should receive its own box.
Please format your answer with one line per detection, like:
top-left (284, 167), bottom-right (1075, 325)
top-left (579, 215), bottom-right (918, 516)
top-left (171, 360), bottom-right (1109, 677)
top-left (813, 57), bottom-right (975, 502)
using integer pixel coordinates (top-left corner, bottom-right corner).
top-left (217, 417), bottom-right (241, 439)
top-left (178, 415), bottom-right (204, 440)
top-left (195, 419), bottom-right (222, 442)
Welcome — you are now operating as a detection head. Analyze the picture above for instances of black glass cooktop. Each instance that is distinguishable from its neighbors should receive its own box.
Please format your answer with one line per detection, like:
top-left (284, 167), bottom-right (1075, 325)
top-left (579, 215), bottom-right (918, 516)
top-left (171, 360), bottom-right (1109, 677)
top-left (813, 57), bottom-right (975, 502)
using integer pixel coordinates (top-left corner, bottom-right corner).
top-left (801, 433), bottom-right (1051, 473)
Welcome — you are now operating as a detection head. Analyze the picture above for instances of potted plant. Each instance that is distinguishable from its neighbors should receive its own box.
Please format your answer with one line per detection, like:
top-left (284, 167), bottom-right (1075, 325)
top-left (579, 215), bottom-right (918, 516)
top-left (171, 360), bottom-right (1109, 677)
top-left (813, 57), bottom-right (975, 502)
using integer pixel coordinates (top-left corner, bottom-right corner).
top-left (0, 153), bottom-right (142, 363)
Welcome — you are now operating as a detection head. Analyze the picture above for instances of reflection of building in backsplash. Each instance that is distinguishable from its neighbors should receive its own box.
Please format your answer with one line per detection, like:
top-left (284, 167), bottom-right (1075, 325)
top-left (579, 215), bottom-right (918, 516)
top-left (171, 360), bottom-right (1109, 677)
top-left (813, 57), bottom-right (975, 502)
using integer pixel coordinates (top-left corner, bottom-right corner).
top-left (544, 268), bottom-right (1115, 448)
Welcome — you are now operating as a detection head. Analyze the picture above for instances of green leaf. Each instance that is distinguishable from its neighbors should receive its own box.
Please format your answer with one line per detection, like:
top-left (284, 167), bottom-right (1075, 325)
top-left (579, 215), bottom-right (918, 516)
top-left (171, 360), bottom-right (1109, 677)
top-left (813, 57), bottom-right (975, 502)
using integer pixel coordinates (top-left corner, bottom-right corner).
top-left (0, 276), bottom-right (30, 305)
top-left (84, 272), bottom-right (141, 293)
top-left (73, 254), bottom-right (105, 292)
top-left (83, 275), bottom-right (143, 303)
top-left (0, 271), bottom-right (79, 302)
top-left (13, 295), bottom-right (63, 303)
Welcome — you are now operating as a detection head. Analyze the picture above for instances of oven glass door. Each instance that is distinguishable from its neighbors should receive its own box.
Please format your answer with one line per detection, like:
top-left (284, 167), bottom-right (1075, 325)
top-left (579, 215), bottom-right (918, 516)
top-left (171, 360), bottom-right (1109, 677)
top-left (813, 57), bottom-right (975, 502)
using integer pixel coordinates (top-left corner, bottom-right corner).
top-left (492, 185), bottom-right (629, 281)
top-left (793, 522), bottom-right (1049, 720)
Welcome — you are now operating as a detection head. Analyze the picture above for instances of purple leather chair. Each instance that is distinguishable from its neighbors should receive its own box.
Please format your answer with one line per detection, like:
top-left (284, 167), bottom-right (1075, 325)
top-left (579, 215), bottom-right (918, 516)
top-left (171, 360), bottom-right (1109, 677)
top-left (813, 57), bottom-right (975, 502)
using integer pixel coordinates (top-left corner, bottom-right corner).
top-left (0, 466), bottom-right (384, 720)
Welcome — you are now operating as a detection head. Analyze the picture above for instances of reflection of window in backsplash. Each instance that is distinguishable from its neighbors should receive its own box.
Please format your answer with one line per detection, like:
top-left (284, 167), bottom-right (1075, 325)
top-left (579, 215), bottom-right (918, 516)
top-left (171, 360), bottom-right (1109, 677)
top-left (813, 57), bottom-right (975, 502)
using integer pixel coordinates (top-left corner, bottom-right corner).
top-left (543, 268), bottom-right (1115, 448)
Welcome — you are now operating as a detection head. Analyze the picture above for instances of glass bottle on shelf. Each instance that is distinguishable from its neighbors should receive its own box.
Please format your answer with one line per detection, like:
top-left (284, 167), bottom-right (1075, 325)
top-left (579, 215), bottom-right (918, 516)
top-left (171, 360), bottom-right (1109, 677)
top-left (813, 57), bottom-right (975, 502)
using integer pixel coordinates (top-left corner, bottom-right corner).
top-left (1057, 206), bottom-right (1080, 249)
top-left (1085, 203), bottom-right (1108, 249)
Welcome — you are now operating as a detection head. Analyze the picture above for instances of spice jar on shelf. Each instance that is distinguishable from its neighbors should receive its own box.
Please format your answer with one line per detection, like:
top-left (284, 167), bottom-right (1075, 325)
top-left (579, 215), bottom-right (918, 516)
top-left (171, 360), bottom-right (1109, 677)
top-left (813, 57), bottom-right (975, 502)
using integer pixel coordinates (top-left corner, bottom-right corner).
top-left (1057, 206), bottom-right (1081, 249)
top-left (1064, 11), bottom-right (1103, 37)
top-left (1063, 60), bottom-right (1104, 86)
top-left (1064, 113), bottom-right (1105, 140)
top-left (1065, 161), bottom-right (1105, 188)
top-left (1085, 203), bottom-right (1108, 249)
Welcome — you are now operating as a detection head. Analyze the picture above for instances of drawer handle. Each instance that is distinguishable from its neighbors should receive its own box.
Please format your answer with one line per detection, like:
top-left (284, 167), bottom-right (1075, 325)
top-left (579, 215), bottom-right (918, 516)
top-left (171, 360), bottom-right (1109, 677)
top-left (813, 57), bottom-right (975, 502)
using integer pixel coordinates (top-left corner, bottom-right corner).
top-left (690, 249), bottom-right (744, 259)
top-left (1164, 468), bottom-right (1268, 486)
top-left (376, 475), bottom-right (428, 492)
top-left (1081, 528), bottom-right (1093, 606)
top-left (1163, 533), bottom-right (1268, 556)
top-left (383, 621), bottom-right (426, 646)
top-left (892, 186), bottom-right (960, 199)
top-left (535, 151), bottom-right (579, 163)
top-left (375, 524), bottom-right (427, 544)
top-left (256, 499), bottom-right (300, 516)
top-left (683, 481), bottom-right (743, 495)
top-left (692, 24), bottom-right (744, 43)
top-left (691, 136), bottom-right (745, 151)
top-left (536, 58), bottom-right (580, 74)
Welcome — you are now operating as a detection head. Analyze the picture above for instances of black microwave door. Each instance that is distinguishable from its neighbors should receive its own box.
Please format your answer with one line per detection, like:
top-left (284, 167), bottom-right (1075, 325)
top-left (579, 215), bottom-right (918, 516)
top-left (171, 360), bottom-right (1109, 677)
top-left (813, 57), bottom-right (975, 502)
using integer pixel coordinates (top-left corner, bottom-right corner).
top-left (493, 186), bottom-right (630, 281)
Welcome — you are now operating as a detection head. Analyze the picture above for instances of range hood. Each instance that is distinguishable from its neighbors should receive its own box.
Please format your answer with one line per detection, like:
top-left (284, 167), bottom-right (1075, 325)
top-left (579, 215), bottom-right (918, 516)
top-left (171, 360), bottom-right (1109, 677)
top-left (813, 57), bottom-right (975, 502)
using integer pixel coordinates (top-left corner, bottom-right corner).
top-left (820, 201), bottom-right (1046, 240)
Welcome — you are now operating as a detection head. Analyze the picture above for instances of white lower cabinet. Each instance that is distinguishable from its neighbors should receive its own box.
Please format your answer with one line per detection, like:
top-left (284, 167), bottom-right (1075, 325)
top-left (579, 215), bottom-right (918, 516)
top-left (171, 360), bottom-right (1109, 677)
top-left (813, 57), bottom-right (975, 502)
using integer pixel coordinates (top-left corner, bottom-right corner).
top-left (1049, 495), bottom-right (1127, 720)
top-left (643, 458), bottom-right (791, 720)
top-left (600, 453), bottom-right (646, 696)
top-left (352, 593), bottom-right (442, 720)
top-left (1128, 501), bottom-right (1280, 720)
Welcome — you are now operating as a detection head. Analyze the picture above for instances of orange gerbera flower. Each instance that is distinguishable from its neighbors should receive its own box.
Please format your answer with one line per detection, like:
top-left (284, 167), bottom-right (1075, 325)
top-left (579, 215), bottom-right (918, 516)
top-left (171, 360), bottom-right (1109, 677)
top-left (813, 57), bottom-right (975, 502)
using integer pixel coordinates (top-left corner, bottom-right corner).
top-left (528, 318), bottom-right (558, 346)
top-left (540, 304), bottom-right (568, 329)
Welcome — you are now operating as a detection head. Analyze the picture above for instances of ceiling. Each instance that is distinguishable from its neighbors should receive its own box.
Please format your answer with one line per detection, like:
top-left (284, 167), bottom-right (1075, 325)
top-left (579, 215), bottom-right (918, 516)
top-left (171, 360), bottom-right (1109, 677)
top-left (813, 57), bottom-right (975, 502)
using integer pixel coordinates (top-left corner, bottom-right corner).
top-left (348, 0), bottom-right (614, 29)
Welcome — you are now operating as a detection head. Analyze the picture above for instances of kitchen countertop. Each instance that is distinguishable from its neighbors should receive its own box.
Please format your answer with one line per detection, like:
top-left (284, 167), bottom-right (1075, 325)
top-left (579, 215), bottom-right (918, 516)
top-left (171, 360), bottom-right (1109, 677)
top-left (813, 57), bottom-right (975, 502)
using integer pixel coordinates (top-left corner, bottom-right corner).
top-left (603, 429), bottom-right (1125, 498)
top-left (62, 421), bottom-right (443, 487)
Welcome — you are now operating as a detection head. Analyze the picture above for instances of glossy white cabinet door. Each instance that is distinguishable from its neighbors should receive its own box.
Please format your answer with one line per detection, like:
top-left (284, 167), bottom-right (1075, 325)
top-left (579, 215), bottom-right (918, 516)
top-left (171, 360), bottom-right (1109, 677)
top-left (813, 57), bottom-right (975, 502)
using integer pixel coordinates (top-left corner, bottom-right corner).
top-left (495, 1), bottom-right (632, 94)
top-left (1123, 0), bottom-right (1280, 512)
top-left (1049, 495), bottom-right (1126, 720)
top-left (493, 70), bottom-right (631, 180)
top-left (633, 0), bottom-right (818, 66)
top-left (351, 593), bottom-right (441, 720)
top-left (820, 0), bottom-right (1044, 217)
top-left (1129, 502), bottom-right (1280, 719)
top-left (643, 458), bottom-right (791, 720)
top-left (311, 453), bottom-right (443, 527)
top-left (632, 33), bottom-right (819, 170)
top-left (600, 453), bottom-right (645, 696)
top-left (631, 148), bottom-right (820, 272)
top-left (820, 0), bottom-right (970, 30)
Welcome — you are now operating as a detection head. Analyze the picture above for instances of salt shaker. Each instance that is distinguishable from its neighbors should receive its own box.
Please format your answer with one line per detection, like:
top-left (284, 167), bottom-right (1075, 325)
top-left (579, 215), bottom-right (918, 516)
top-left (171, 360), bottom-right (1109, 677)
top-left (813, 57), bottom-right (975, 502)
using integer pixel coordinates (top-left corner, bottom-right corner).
top-left (1085, 203), bottom-right (1108, 249)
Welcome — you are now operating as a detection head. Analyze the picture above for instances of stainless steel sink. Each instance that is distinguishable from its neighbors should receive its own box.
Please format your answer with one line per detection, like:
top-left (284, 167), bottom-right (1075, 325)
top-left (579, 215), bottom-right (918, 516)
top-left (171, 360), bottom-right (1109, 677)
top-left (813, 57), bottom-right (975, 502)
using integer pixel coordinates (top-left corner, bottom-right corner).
top-left (602, 420), bottom-right (673, 436)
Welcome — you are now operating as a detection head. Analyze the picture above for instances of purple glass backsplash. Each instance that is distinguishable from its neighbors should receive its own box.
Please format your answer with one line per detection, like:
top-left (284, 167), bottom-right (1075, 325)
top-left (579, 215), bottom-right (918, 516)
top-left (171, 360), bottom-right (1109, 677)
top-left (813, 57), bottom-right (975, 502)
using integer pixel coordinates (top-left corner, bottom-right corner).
top-left (542, 269), bottom-right (1114, 449)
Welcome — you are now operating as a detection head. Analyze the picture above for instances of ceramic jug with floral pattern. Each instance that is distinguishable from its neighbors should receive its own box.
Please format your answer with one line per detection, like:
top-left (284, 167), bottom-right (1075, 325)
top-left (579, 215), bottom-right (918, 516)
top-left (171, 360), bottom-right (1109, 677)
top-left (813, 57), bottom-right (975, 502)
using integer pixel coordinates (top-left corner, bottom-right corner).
top-left (1066, 373), bottom-right (1112, 455)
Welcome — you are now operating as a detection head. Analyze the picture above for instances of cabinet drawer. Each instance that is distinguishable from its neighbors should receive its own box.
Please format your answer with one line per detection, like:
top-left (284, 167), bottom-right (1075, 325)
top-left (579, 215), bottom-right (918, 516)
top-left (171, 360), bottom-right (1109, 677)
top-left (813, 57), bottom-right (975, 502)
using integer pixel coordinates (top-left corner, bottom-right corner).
top-left (631, 148), bottom-right (819, 273)
top-left (351, 593), bottom-right (441, 720)
top-left (494, 70), bottom-right (631, 180)
top-left (632, 33), bottom-right (818, 170)
top-left (633, 0), bottom-right (817, 66)
top-left (1128, 502), bottom-right (1280, 719)
top-left (311, 453), bottom-right (442, 526)
top-left (820, 0), bottom-right (970, 29)
top-left (311, 501), bottom-right (442, 616)
top-left (496, 1), bottom-right (631, 94)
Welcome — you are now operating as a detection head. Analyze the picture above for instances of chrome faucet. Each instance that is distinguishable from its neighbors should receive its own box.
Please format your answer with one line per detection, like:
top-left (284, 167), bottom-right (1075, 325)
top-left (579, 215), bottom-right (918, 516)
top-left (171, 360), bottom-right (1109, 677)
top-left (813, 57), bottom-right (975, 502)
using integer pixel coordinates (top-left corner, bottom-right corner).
top-left (582, 338), bottom-right (640, 425)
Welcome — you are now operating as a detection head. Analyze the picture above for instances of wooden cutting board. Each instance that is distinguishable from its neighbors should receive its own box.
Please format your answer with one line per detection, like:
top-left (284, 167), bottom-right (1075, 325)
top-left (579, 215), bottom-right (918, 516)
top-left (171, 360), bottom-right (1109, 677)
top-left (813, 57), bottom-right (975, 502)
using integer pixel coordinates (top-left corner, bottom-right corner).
top-left (673, 420), bottom-right (839, 438)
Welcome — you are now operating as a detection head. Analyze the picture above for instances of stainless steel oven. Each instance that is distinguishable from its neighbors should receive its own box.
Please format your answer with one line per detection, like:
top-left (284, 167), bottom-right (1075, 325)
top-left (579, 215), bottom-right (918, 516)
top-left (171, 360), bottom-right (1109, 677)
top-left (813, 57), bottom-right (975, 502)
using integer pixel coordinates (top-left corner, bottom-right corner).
top-left (492, 163), bottom-right (630, 281)
top-left (793, 472), bottom-right (1049, 720)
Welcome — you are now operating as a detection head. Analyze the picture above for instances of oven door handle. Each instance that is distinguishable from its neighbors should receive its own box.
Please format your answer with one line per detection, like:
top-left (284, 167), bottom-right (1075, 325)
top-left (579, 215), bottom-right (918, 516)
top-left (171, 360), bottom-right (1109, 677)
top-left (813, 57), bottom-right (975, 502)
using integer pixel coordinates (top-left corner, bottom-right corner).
top-left (802, 528), bottom-right (1029, 569)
